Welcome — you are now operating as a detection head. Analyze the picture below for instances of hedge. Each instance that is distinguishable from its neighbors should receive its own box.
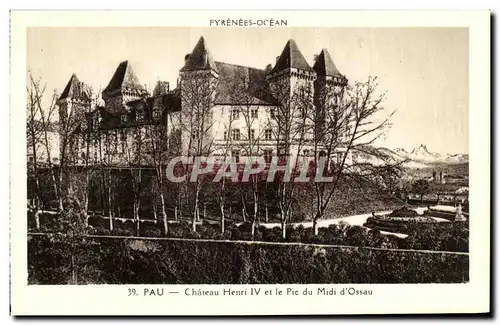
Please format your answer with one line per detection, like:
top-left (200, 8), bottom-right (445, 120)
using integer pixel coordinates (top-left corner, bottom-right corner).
top-left (28, 235), bottom-right (469, 285)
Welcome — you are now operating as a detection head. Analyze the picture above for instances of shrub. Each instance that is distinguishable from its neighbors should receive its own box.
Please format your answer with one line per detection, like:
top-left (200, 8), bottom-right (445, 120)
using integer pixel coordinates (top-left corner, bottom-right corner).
top-left (262, 227), bottom-right (283, 242)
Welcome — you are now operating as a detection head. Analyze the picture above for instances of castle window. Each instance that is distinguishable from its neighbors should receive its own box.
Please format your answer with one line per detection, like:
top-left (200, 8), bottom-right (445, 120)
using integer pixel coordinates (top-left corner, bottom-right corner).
top-left (250, 129), bottom-right (256, 141)
top-left (263, 149), bottom-right (273, 164)
top-left (192, 130), bottom-right (200, 140)
top-left (231, 150), bottom-right (240, 163)
top-left (121, 114), bottom-right (127, 125)
top-left (303, 149), bottom-right (310, 156)
top-left (278, 147), bottom-right (289, 163)
top-left (251, 108), bottom-right (258, 118)
top-left (231, 108), bottom-right (240, 120)
top-left (264, 129), bottom-right (272, 140)
top-left (231, 129), bottom-right (241, 141)
top-left (223, 131), bottom-right (228, 141)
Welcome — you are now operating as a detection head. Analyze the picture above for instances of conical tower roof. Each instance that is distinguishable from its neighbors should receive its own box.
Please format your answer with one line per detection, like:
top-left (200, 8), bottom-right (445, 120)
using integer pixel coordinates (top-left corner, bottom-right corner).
top-left (181, 36), bottom-right (218, 73)
top-left (59, 74), bottom-right (89, 100)
top-left (269, 39), bottom-right (312, 74)
top-left (104, 60), bottom-right (145, 94)
top-left (313, 49), bottom-right (342, 77)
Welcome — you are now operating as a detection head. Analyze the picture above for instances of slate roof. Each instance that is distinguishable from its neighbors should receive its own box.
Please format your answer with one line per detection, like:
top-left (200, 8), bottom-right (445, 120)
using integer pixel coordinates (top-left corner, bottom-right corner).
top-left (214, 62), bottom-right (277, 105)
top-left (59, 74), bottom-right (89, 101)
top-left (103, 60), bottom-right (145, 94)
top-left (180, 37), bottom-right (218, 73)
top-left (313, 49), bottom-right (343, 77)
top-left (269, 39), bottom-right (312, 74)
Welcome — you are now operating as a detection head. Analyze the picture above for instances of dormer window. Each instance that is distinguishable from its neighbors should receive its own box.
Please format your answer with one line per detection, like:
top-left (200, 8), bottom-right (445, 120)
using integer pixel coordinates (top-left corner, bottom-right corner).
top-left (153, 106), bottom-right (162, 120)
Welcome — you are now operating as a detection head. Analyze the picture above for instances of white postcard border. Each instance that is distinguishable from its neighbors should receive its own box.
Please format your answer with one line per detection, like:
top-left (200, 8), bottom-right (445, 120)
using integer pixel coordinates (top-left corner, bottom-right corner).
top-left (10, 10), bottom-right (490, 315)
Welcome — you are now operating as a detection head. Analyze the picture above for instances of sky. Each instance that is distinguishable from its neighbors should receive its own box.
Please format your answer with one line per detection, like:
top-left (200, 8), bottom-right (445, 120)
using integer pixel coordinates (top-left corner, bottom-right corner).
top-left (27, 27), bottom-right (469, 154)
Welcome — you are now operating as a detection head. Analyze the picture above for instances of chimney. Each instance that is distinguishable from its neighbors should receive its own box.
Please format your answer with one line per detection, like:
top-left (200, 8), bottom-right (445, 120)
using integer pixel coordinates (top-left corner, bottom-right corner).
top-left (265, 64), bottom-right (272, 73)
top-left (184, 54), bottom-right (191, 62)
top-left (313, 54), bottom-right (319, 63)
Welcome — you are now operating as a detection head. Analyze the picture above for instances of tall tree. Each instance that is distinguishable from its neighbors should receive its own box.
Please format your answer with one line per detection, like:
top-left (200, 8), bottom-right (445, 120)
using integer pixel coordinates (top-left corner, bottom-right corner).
top-left (147, 86), bottom-right (176, 236)
top-left (177, 70), bottom-right (219, 232)
top-left (310, 76), bottom-right (400, 235)
top-left (267, 78), bottom-right (313, 239)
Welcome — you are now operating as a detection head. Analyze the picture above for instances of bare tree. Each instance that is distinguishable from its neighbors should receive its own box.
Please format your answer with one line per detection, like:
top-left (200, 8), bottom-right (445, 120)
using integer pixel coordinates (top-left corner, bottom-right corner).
top-left (146, 91), bottom-right (174, 236)
top-left (310, 76), bottom-right (400, 235)
top-left (26, 74), bottom-right (45, 212)
top-left (178, 71), bottom-right (219, 232)
top-left (268, 77), bottom-right (313, 239)
top-left (28, 74), bottom-right (62, 212)
top-left (216, 103), bottom-right (235, 234)
top-left (122, 114), bottom-right (148, 236)
top-left (77, 86), bottom-right (102, 226)
top-left (229, 71), bottom-right (267, 239)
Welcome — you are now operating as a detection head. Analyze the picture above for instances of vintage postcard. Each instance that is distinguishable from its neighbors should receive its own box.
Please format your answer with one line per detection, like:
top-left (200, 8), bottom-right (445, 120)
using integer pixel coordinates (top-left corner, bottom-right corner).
top-left (10, 10), bottom-right (490, 315)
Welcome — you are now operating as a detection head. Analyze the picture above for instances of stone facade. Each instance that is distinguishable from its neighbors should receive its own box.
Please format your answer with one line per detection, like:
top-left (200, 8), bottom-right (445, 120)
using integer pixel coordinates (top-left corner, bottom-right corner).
top-left (55, 36), bottom-right (350, 167)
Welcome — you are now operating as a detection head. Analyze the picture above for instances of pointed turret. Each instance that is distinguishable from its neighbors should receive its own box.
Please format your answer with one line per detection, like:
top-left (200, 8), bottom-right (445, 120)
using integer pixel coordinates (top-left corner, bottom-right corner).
top-left (181, 36), bottom-right (218, 73)
top-left (103, 60), bottom-right (145, 96)
top-left (59, 74), bottom-right (89, 101)
top-left (313, 49), bottom-right (343, 77)
top-left (269, 39), bottom-right (312, 74)
top-left (57, 74), bottom-right (90, 134)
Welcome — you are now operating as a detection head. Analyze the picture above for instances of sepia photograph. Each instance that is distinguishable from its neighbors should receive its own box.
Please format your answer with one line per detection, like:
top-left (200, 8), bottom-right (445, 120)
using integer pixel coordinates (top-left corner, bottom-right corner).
top-left (26, 26), bottom-right (471, 285)
top-left (10, 10), bottom-right (490, 316)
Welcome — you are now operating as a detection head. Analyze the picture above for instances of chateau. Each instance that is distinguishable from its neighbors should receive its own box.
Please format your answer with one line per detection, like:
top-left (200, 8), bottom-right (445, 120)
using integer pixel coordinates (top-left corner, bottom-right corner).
top-left (55, 36), bottom-right (349, 167)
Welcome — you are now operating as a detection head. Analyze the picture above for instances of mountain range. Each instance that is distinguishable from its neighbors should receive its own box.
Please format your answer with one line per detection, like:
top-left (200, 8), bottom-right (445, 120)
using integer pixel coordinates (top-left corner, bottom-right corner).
top-left (386, 144), bottom-right (469, 167)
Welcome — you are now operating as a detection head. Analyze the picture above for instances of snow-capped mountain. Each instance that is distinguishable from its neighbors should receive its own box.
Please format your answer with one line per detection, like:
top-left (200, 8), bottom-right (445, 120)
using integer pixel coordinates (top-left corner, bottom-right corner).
top-left (388, 144), bottom-right (469, 165)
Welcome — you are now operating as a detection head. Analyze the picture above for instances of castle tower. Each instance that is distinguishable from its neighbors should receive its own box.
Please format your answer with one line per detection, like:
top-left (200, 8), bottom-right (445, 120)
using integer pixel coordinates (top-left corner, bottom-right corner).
top-left (266, 40), bottom-right (315, 158)
top-left (57, 74), bottom-right (91, 164)
top-left (179, 36), bottom-right (220, 156)
top-left (266, 39), bottom-right (316, 104)
top-left (312, 49), bottom-right (348, 114)
top-left (57, 74), bottom-right (91, 126)
top-left (102, 60), bottom-right (148, 114)
top-left (312, 49), bottom-right (348, 146)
